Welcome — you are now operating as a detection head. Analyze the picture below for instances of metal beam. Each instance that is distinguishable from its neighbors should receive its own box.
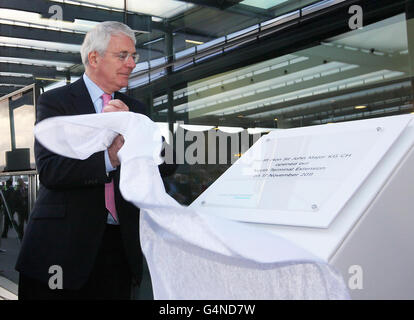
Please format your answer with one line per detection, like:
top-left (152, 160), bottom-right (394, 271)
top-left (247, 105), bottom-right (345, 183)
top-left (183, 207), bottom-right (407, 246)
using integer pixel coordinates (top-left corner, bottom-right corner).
top-left (0, 76), bottom-right (34, 86)
top-left (227, 3), bottom-right (274, 19)
top-left (173, 27), bottom-right (217, 40)
top-left (0, 46), bottom-right (82, 64)
top-left (0, 62), bottom-right (81, 77)
top-left (0, 24), bottom-right (85, 45)
top-left (0, 0), bottom-right (152, 32)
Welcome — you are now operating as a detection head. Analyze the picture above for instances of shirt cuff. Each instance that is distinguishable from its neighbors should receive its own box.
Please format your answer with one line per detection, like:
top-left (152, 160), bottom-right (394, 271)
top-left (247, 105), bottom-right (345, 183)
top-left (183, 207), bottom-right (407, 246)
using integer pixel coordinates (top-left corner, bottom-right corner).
top-left (104, 149), bottom-right (116, 173)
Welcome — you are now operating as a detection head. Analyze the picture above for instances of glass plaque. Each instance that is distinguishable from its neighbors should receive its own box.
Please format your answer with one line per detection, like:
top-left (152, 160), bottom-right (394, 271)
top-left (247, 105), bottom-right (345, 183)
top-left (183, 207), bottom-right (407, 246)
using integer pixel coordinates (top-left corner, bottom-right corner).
top-left (191, 115), bottom-right (412, 228)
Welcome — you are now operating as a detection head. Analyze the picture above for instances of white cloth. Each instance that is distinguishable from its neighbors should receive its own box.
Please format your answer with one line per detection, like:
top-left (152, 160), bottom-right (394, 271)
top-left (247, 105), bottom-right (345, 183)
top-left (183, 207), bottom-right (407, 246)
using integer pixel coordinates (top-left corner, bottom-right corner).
top-left (34, 111), bottom-right (350, 299)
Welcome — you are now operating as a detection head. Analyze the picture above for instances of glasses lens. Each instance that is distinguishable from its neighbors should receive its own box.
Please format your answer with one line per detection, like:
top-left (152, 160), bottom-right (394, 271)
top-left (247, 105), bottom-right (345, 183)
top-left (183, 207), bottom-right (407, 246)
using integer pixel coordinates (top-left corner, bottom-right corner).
top-left (132, 53), bottom-right (139, 63)
top-left (116, 52), bottom-right (127, 61)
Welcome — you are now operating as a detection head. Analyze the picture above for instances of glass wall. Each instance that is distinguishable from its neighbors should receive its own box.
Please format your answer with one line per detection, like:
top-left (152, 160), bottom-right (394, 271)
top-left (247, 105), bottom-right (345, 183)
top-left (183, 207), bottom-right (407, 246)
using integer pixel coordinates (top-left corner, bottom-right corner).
top-left (0, 172), bottom-right (35, 242)
top-left (130, 2), bottom-right (414, 205)
top-left (0, 86), bottom-right (36, 255)
top-left (0, 97), bottom-right (11, 170)
top-left (184, 13), bottom-right (412, 128)
top-left (0, 86), bottom-right (36, 171)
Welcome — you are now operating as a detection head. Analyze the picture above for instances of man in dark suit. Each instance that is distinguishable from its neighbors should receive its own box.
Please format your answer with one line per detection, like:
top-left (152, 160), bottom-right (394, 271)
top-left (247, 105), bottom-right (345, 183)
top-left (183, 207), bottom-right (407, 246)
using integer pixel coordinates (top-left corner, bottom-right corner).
top-left (16, 21), bottom-right (146, 299)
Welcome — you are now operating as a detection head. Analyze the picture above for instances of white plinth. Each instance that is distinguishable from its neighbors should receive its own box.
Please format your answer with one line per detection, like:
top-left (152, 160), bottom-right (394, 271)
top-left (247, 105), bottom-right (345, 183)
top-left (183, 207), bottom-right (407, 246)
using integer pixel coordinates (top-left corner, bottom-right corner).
top-left (191, 114), bottom-right (414, 299)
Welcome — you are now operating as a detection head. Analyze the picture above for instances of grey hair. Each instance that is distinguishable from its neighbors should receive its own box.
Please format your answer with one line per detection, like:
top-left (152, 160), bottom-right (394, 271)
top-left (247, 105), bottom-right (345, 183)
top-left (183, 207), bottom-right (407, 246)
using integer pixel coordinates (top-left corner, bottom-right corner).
top-left (80, 21), bottom-right (136, 67)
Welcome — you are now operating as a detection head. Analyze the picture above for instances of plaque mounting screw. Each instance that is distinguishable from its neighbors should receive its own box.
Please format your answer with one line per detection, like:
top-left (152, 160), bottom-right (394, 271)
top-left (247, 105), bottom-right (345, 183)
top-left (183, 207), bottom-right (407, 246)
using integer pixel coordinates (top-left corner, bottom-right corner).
top-left (311, 204), bottom-right (318, 211)
top-left (376, 127), bottom-right (383, 132)
top-left (201, 201), bottom-right (206, 206)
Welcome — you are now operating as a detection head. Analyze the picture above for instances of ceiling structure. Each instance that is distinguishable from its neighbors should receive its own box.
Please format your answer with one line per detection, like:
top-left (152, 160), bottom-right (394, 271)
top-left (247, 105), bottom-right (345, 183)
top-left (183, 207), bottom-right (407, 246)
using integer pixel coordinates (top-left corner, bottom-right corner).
top-left (1, 0), bottom-right (319, 95)
top-left (0, 0), bottom-right (412, 128)
top-left (129, 0), bottom-right (412, 128)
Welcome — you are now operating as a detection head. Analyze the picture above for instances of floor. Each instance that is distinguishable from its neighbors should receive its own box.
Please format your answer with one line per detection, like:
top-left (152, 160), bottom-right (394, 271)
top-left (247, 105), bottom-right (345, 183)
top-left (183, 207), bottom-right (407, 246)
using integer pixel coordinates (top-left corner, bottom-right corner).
top-left (0, 229), bottom-right (20, 299)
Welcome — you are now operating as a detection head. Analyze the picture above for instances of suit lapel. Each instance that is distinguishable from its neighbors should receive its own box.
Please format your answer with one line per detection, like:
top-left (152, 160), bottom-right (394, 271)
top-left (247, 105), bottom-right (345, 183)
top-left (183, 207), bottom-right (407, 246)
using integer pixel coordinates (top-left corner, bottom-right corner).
top-left (69, 77), bottom-right (97, 115)
top-left (114, 91), bottom-right (126, 104)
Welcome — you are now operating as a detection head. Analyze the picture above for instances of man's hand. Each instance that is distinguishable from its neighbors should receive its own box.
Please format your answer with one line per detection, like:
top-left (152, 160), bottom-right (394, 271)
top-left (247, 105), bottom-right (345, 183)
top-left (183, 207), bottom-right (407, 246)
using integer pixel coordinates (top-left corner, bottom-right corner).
top-left (108, 135), bottom-right (124, 167)
top-left (103, 99), bottom-right (129, 167)
top-left (103, 99), bottom-right (129, 113)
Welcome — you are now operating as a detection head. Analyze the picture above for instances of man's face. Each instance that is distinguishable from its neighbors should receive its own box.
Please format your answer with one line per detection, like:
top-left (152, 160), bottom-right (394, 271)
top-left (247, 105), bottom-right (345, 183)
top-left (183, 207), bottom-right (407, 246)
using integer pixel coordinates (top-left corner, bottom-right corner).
top-left (93, 34), bottom-right (136, 93)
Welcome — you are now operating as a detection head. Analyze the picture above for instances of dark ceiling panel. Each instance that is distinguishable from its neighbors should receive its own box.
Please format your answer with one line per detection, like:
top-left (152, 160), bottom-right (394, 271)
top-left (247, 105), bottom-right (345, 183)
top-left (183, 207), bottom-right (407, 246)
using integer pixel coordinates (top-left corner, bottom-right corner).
top-left (269, 0), bottom-right (319, 14)
top-left (0, 0), bottom-right (152, 32)
top-left (0, 76), bottom-right (34, 86)
top-left (181, 0), bottom-right (273, 19)
top-left (0, 62), bottom-right (80, 77)
top-left (226, 4), bottom-right (274, 19)
top-left (0, 0), bottom-right (259, 88)
top-left (170, 7), bottom-right (256, 38)
top-left (0, 46), bottom-right (82, 64)
top-left (131, 0), bottom-right (407, 98)
top-left (0, 24), bottom-right (85, 45)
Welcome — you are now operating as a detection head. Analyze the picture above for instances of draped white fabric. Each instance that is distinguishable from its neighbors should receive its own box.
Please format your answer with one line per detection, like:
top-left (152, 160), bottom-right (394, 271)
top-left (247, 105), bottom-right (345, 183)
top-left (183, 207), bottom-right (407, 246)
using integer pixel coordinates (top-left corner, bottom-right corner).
top-left (34, 112), bottom-right (350, 299)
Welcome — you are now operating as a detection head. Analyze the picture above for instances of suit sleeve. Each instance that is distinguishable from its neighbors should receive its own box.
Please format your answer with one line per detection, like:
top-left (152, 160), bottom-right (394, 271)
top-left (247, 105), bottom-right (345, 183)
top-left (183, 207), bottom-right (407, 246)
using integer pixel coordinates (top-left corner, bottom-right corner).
top-left (35, 91), bottom-right (109, 190)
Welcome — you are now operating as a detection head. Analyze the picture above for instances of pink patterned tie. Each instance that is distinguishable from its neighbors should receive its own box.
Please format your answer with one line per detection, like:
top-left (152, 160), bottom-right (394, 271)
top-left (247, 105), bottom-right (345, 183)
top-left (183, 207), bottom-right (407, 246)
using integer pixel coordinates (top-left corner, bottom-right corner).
top-left (102, 93), bottom-right (118, 222)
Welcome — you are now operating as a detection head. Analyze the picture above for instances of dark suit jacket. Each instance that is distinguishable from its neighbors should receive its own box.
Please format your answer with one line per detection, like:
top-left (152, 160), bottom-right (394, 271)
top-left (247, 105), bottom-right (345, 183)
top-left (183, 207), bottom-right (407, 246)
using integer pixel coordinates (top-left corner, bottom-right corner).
top-left (15, 77), bottom-right (146, 290)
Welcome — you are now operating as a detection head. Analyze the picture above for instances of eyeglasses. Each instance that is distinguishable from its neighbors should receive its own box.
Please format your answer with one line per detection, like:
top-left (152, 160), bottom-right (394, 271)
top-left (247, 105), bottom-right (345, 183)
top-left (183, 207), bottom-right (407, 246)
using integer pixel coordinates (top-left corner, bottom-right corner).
top-left (108, 51), bottom-right (139, 64)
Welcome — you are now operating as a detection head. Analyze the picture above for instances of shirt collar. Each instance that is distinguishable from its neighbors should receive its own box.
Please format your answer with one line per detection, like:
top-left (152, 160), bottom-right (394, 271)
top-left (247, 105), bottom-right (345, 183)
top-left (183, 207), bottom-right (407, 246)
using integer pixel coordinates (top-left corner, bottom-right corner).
top-left (83, 73), bottom-right (114, 104)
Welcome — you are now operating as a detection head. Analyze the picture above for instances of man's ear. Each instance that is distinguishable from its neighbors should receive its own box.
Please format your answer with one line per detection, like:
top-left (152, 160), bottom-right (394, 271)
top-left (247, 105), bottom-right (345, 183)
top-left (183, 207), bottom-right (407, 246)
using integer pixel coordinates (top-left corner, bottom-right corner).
top-left (88, 51), bottom-right (99, 68)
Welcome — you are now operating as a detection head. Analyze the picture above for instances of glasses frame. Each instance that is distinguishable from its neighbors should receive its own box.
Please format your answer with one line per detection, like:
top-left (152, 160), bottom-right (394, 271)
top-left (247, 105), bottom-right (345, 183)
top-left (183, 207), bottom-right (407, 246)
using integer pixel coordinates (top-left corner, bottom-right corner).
top-left (107, 51), bottom-right (139, 64)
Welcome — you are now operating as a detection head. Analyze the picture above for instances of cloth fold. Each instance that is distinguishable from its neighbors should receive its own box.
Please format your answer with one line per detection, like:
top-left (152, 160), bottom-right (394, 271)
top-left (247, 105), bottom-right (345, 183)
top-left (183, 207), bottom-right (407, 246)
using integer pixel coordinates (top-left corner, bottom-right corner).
top-left (34, 111), bottom-right (350, 299)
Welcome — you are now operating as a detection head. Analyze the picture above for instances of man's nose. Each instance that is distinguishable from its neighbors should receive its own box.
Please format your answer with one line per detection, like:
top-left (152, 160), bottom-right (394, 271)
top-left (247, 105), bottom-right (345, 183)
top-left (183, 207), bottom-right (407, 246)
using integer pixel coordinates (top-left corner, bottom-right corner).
top-left (125, 55), bottom-right (136, 68)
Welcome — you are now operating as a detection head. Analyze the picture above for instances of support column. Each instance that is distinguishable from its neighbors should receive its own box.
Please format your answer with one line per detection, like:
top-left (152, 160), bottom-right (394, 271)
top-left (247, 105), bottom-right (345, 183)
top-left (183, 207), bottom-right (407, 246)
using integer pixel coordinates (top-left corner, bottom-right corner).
top-left (66, 70), bottom-right (71, 85)
top-left (406, 0), bottom-right (414, 103)
top-left (8, 97), bottom-right (16, 150)
top-left (165, 31), bottom-right (174, 134)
